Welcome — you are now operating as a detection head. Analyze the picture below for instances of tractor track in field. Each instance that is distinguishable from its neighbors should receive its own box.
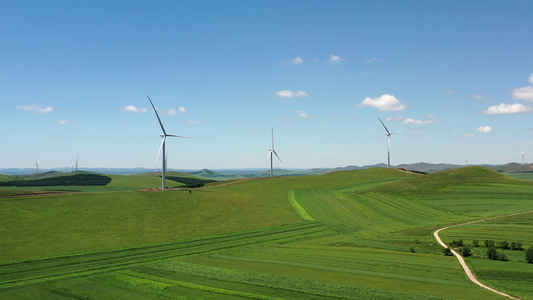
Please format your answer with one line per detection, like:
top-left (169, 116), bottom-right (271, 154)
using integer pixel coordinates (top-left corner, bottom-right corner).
top-left (434, 210), bottom-right (533, 300)
top-left (0, 221), bottom-right (327, 290)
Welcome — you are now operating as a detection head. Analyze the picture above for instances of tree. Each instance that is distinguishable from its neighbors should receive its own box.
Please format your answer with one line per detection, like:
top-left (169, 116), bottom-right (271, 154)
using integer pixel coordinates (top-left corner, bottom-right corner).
top-left (487, 247), bottom-right (498, 260)
top-left (461, 246), bottom-right (472, 257)
top-left (473, 240), bottom-right (479, 247)
top-left (526, 246), bottom-right (533, 264)
top-left (443, 247), bottom-right (453, 256)
top-left (485, 240), bottom-right (495, 247)
top-left (499, 241), bottom-right (510, 250)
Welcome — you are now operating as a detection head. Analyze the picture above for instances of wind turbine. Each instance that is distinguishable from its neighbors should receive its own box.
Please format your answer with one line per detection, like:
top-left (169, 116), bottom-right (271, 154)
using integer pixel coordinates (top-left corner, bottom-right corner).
top-left (35, 161), bottom-right (39, 174)
top-left (522, 150), bottom-right (525, 164)
top-left (75, 156), bottom-right (79, 172)
top-left (268, 126), bottom-right (282, 177)
top-left (377, 117), bottom-right (400, 169)
top-left (148, 95), bottom-right (187, 190)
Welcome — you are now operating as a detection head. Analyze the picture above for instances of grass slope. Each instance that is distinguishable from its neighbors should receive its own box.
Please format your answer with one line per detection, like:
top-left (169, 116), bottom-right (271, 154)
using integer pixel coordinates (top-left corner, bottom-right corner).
top-left (2, 167), bottom-right (532, 299)
top-left (365, 166), bottom-right (533, 195)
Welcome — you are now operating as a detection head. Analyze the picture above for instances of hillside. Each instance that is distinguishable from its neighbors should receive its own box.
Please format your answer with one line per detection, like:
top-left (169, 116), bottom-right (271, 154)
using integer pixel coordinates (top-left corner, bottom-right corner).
top-left (363, 166), bottom-right (533, 195)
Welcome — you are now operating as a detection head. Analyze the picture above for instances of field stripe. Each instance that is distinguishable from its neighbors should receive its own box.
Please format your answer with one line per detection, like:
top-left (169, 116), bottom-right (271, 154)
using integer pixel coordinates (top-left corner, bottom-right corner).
top-left (0, 222), bottom-right (329, 290)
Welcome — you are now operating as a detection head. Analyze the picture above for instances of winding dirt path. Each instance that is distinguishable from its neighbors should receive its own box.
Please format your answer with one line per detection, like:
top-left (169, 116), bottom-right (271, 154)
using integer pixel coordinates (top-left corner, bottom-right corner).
top-left (434, 210), bottom-right (533, 300)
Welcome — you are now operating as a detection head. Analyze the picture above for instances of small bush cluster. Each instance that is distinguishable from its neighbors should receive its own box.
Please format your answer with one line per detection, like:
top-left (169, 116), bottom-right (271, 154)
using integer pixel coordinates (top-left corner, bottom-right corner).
top-left (481, 240), bottom-right (524, 262)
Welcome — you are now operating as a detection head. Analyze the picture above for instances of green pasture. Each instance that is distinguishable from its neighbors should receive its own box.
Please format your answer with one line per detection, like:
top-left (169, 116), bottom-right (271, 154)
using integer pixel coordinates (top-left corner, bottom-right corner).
top-left (1, 167), bottom-right (532, 299)
top-left (505, 172), bottom-right (533, 181)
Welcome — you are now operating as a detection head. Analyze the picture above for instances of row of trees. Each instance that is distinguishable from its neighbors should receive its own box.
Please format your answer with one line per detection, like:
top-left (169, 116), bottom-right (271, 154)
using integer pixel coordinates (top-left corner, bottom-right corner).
top-left (0, 173), bottom-right (111, 187)
top-left (444, 239), bottom-right (533, 263)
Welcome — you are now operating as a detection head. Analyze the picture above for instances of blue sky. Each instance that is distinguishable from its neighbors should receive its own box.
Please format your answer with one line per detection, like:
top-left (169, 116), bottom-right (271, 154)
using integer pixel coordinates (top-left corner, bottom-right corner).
top-left (1, 1), bottom-right (532, 170)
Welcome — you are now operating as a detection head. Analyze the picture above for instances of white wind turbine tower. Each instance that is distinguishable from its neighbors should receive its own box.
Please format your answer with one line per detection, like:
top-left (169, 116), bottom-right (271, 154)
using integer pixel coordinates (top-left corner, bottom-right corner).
top-left (378, 117), bottom-right (400, 169)
top-left (35, 161), bottom-right (39, 174)
top-left (268, 126), bottom-right (282, 177)
top-left (75, 156), bottom-right (79, 172)
top-left (522, 150), bottom-right (525, 164)
top-left (148, 95), bottom-right (187, 190)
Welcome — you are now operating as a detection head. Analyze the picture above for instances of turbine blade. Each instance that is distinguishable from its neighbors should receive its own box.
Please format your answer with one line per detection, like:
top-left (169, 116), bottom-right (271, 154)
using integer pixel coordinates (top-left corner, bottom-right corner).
top-left (155, 136), bottom-right (165, 169)
top-left (377, 117), bottom-right (391, 135)
top-left (273, 150), bottom-right (282, 163)
top-left (271, 126), bottom-right (274, 149)
top-left (147, 95), bottom-right (167, 136)
top-left (166, 134), bottom-right (192, 138)
top-left (268, 150), bottom-right (272, 158)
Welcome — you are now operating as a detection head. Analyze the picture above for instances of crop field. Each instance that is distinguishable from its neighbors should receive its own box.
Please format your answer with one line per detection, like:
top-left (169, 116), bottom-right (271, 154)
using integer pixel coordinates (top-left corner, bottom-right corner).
top-left (1, 167), bottom-right (532, 299)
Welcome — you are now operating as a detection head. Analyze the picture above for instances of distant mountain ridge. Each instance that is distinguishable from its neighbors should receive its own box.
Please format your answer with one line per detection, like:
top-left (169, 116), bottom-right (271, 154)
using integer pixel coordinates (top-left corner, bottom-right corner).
top-left (1, 162), bottom-right (531, 176)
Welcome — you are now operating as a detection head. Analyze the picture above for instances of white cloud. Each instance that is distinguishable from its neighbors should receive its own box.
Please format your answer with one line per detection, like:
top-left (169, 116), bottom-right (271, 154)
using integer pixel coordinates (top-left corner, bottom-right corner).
top-left (165, 109), bottom-right (176, 116)
top-left (385, 116), bottom-right (404, 121)
top-left (292, 56), bottom-right (304, 65)
top-left (57, 119), bottom-right (70, 125)
top-left (327, 54), bottom-right (343, 63)
top-left (178, 106), bottom-right (187, 113)
top-left (297, 110), bottom-right (315, 118)
top-left (365, 58), bottom-right (380, 64)
top-left (512, 86), bottom-right (533, 102)
top-left (123, 105), bottom-right (147, 113)
top-left (401, 118), bottom-right (435, 125)
top-left (400, 114), bottom-right (435, 125)
top-left (483, 103), bottom-right (533, 115)
top-left (476, 126), bottom-right (493, 134)
top-left (529, 73), bottom-right (533, 85)
top-left (275, 90), bottom-right (309, 98)
top-left (16, 105), bottom-right (54, 114)
top-left (187, 120), bottom-right (199, 124)
top-left (359, 94), bottom-right (406, 111)
top-left (280, 56), bottom-right (305, 65)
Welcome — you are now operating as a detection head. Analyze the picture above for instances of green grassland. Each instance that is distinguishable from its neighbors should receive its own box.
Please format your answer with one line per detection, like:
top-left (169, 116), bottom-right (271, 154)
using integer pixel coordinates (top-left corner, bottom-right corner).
top-left (1, 167), bottom-right (532, 299)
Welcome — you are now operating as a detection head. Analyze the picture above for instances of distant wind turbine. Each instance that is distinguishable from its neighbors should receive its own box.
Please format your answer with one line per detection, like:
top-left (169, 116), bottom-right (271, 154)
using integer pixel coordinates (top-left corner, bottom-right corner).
top-left (522, 150), bottom-right (525, 164)
top-left (378, 117), bottom-right (401, 169)
top-left (35, 161), bottom-right (39, 174)
top-left (148, 95), bottom-right (188, 190)
top-left (75, 156), bottom-right (79, 172)
top-left (268, 126), bottom-right (282, 177)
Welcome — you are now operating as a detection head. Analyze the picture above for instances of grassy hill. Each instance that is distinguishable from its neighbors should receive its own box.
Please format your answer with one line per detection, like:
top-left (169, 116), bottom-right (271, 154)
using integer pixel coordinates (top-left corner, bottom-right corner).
top-left (364, 166), bottom-right (533, 195)
top-left (2, 167), bottom-right (532, 299)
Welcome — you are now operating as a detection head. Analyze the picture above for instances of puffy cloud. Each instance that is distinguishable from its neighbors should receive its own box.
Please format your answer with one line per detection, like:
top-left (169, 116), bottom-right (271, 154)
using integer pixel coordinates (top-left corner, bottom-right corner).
top-left (401, 118), bottom-right (435, 125)
top-left (178, 106), bottom-right (187, 113)
top-left (385, 116), bottom-right (404, 121)
top-left (400, 114), bottom-right (435, 125)
top-left (57, 119), bottom-right (70, 125)
top-left (359, 94), bottom-right (406, 111)
top-left (328, 54), bottom-right (343, 63)
top-left (483, 103), bottom-right (533, 115)
top-left (476, 126), bottom-right (493, 134)
top-left (280, 56), bottom-right (304, 65)
top-left (123, 105), bottom-right (147, 113)
top-left (275, 90), bottom-right (309, 98)
top-left (292, 56), bottom-right (304, 65)
top-left (16, 105), bottom-right (54, 114)
top-left (297, 110), bottom-right (315, 118)
top-left (512, 86), bottom-right (533, 102)
top-left (529, 73), bottom-right (533, 85)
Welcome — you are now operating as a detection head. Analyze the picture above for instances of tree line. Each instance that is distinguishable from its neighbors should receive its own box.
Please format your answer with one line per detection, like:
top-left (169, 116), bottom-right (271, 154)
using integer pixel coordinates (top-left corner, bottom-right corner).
top-left (0, 173), bottom-right (111, 187)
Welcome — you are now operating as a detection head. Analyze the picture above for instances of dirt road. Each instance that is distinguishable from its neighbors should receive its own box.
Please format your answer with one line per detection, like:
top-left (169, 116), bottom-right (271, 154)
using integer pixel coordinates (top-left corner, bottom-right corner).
top-left (433, 211), bottom-right (533, 300)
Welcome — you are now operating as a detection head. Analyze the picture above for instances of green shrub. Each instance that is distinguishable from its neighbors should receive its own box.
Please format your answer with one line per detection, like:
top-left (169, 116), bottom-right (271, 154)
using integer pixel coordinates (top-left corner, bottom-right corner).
top-left (487, 247), bottom-right (498, 260)
top-left (526, 246), bottom-right (533, 263)
top-left (461, 246), bottom-right (472, 257)
top-left (472, 240), bottom-right (479, 247)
